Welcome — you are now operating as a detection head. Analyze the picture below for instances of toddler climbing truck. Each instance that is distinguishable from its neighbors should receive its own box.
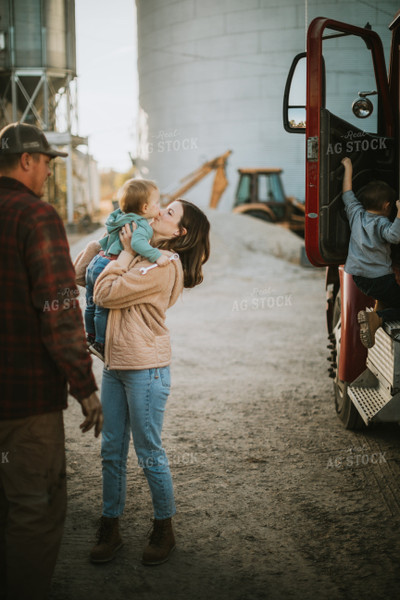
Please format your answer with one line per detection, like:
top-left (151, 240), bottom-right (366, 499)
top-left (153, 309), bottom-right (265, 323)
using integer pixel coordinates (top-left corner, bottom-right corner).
top-left (283, 12), bottom-right (400, 428)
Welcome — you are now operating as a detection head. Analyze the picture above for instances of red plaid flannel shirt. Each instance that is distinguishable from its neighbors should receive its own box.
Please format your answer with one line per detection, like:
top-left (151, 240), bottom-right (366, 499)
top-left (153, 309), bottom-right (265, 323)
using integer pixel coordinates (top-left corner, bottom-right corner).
top-left (0, 177), bottom-right (97, 419)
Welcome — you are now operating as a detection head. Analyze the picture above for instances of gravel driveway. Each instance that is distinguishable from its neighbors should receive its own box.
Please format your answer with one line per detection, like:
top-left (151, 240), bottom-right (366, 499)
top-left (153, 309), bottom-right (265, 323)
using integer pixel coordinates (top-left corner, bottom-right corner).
top-left (50, 212), bottom-right (400, 600)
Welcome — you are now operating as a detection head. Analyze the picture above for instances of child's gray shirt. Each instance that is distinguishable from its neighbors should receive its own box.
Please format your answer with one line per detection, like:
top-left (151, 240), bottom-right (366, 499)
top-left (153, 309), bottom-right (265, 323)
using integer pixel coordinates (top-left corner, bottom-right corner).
top-left (343, 190), bottom-right (400, 277)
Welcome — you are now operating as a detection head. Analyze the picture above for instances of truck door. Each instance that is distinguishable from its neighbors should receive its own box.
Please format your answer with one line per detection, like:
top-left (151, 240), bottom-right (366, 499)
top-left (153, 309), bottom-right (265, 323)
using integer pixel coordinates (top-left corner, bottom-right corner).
top-left (285, 17), bottom-right (396, 266)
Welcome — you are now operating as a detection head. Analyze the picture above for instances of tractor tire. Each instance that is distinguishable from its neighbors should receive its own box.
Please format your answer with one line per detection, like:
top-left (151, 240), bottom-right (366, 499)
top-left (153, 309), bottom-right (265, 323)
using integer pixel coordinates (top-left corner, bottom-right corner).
top-left (243, 210), bottom-right (273, 222)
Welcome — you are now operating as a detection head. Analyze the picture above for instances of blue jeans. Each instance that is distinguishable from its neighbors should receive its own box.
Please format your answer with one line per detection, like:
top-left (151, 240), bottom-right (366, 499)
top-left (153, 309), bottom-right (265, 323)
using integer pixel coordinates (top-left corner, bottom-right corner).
top-left (353, 273), bottom-right (400, 323)
top-left (84, 253), bottom-right (110, 344)
top-left (100, 366), bottom-right (176, 520)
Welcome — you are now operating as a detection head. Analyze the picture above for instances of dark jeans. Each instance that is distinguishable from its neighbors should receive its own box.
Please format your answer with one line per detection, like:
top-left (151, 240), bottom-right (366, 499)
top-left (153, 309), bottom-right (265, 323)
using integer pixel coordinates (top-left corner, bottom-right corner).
top-left (0, 411), bottom-right (66, 600)
top-left (353, 273), bottom-right (400, 323)
top-left (84, 253), bottom-right (110, 344)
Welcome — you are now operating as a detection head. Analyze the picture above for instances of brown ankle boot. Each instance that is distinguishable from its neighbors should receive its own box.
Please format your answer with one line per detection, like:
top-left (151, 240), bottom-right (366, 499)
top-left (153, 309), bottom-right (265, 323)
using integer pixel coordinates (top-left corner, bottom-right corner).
top-left (90, 516), bottom-right (123, 563)
top-left (357, 310), bottom-right (382, 348)
top-left (374, 300), bottom-right (387, 312)
top-left (142, 518), bottom-right (176, 565)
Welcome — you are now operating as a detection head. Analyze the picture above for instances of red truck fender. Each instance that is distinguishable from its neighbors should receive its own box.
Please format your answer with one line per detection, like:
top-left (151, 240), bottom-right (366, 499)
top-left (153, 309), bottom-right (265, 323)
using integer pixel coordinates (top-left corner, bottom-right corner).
top-left (334, 267), bottom-right (373, 383)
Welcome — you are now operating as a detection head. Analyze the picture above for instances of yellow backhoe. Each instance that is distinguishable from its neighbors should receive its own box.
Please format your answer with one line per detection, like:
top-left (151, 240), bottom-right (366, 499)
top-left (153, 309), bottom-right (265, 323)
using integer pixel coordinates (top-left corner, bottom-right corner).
top-left (160, 150), bottom-right (232, 208)
top-left (232, 168), bottom-right (305, 237)
top-left (161, 151), bottom-right (304, 237)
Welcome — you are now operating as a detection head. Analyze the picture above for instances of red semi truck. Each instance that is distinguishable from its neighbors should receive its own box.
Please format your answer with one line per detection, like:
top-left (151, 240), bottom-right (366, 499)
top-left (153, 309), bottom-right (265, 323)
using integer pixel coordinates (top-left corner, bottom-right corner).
top-left (283, 11), bottom-right (400, 429)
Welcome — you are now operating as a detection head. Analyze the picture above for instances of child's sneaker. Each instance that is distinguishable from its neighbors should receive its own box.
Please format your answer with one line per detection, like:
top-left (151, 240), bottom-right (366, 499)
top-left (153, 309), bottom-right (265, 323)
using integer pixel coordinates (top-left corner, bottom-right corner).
top-left (89, 342), bottom-right (105, 361)
top-left (86, 333), bottom-right (95, 348)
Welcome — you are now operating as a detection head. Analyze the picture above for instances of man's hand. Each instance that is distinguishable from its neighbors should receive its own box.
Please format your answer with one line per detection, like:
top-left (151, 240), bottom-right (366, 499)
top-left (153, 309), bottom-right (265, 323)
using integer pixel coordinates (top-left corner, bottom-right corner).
top-left (156, 253), bottom-right (170, 267)
top-left (80, 392), bottom-right (103, 437)
top-left (396, 199), bottom-right (400, 216)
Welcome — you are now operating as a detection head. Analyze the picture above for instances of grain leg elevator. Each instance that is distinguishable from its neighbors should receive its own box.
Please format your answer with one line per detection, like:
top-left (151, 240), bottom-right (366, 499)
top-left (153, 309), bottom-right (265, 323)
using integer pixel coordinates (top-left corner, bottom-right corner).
top-left (0, 0), bottom-right (98, 227)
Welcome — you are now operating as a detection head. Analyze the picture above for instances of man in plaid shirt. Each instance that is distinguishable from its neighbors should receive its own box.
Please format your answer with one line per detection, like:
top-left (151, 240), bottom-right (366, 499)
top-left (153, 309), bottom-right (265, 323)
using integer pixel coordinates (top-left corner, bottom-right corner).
top-left (0, 122), bottom-right (103, 600)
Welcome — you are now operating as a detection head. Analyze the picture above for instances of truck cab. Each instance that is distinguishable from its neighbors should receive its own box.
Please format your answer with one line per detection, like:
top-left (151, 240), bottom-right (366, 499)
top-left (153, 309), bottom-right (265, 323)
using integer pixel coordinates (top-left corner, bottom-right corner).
top-left (284, 12), bottom-right (400, 428)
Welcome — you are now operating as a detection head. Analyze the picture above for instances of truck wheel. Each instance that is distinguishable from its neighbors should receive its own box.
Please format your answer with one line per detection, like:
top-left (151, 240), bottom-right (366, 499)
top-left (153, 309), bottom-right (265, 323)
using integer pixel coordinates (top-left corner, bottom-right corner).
top-left (244, 210), bottom-right (273, 222)
top-left (331, 293), bottom-right (364, 430)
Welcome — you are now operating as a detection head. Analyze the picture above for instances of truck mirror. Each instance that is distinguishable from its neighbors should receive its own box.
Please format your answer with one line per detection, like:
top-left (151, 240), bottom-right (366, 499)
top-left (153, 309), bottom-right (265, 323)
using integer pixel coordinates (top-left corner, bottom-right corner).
top-left (283, 52), bottom-right (306, 133)
top-left (352, 97), bottom-right (373, 118)
top-left (352, 91), bottom-right (376, 118)
top-left (287, 107), bottom-right (306, 129)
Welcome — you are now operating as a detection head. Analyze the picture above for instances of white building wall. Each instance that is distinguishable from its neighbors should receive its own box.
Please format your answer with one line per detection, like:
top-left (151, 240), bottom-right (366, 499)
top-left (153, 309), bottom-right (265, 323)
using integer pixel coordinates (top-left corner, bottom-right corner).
top-left (73, 150), bottom-right (100, 216)
top-left (136, 0), bottom-right (398, 211)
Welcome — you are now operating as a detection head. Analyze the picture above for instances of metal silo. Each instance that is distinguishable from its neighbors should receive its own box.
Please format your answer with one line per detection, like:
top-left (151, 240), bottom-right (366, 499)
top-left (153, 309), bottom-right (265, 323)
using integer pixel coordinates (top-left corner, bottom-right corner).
top-left (0, 0), bottom-right (76, 129)
top-left (135, 0), bottom-right (399, 210)
top-left (0, 0), bottom-right (97, 227)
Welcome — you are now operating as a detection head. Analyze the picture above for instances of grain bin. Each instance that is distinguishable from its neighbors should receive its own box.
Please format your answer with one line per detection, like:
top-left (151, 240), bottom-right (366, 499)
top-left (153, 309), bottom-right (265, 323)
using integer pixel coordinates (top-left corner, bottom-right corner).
top-left (0, 0), bottom-right (99, 227)
top-left (0, 0), bottom-right (76, 128)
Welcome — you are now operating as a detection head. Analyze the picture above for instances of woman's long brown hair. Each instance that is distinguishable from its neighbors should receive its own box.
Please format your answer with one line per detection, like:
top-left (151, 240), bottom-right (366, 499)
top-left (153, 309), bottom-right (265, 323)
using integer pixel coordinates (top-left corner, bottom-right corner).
top-left (157, 199), bottom-right (210, 288)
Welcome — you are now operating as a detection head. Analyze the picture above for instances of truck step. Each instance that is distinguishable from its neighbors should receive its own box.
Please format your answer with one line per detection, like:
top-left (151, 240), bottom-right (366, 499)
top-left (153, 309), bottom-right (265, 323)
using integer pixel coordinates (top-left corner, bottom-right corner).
top-left (346, 320), bottom-right (400, 425)
top-left (367, 323), bottom-right (400, 392)
top-left (348, 383), bottom-right (400, 425)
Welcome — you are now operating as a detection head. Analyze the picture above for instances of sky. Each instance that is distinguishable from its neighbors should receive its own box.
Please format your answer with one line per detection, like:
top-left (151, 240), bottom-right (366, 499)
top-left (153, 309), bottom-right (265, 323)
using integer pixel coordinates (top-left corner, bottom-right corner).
top-left (74, 0), bottom-right (138, 172)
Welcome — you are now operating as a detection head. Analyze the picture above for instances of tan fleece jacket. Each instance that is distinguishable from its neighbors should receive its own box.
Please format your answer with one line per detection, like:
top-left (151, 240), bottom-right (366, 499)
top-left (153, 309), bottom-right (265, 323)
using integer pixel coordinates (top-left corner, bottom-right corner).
top-left (73, 241), bottom-right (184, 370)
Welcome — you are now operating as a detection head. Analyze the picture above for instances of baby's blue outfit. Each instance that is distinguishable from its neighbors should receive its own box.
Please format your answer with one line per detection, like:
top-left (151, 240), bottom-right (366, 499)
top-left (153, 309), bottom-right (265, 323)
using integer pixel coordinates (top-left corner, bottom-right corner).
top-left (85, 209), bottom-right (162, 346)
top-left (99, 208), bottom-right (162, 262)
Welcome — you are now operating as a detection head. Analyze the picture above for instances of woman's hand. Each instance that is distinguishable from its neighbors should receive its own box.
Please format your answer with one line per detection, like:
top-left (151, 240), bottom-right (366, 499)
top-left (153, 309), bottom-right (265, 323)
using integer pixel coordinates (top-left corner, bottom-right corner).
top-left (119, 223), bottom-right (136, 254)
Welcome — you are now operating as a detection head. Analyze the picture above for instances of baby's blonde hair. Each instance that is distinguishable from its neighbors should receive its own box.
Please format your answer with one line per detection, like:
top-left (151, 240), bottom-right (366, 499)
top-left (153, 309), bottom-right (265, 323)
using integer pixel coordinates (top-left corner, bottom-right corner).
top-left (119, 178), bottom-right (158, 214)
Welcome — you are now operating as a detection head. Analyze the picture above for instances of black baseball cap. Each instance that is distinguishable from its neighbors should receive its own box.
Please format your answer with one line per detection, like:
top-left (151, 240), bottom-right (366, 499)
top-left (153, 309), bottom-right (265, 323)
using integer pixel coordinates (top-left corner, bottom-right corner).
top-left (0, 122), bottom-right (68, 158)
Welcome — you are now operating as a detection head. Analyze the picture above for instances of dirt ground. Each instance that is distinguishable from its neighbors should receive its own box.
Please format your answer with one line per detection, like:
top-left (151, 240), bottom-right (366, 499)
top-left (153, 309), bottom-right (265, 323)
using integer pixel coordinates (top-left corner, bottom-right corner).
top-left (49, 212), bottom-right (400, 600)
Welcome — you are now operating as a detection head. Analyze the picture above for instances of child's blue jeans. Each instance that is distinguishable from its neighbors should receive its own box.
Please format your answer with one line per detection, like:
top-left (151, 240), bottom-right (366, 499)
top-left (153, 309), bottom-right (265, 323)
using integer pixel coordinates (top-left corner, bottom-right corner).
top-left (84, 253), bottom-right (110, 344)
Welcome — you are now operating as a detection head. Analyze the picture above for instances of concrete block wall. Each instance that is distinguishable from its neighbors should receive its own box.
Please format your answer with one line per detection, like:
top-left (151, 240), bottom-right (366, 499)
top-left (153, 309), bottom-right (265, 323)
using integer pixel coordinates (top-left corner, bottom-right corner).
top-left (136, 0), bottom-right (399, 211)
